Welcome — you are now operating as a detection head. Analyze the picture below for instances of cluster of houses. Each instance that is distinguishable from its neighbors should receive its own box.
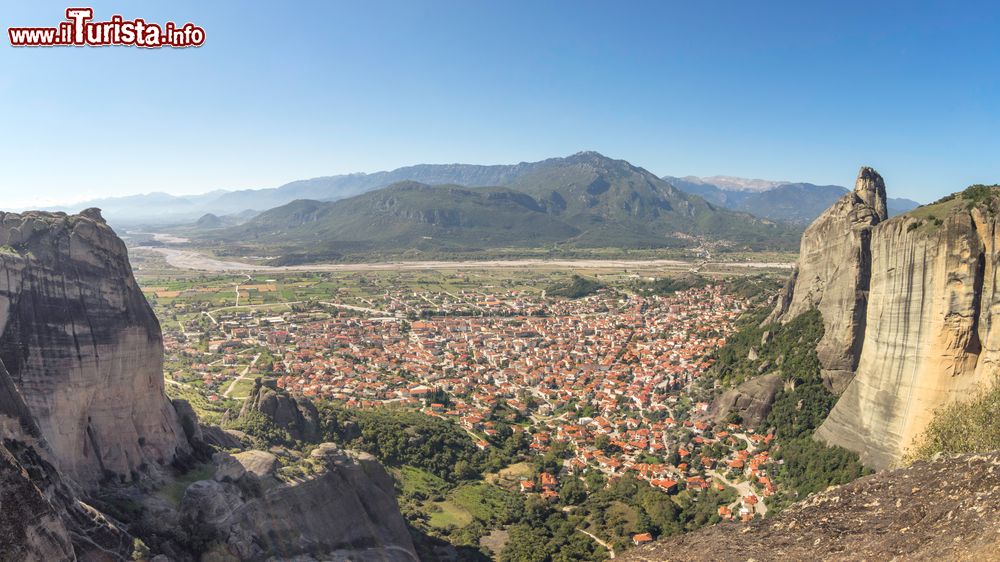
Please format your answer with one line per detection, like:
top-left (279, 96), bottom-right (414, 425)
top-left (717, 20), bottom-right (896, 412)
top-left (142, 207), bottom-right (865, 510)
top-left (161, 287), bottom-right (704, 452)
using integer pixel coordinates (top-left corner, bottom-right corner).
top-left (159, 282), bottom-right (782, 538)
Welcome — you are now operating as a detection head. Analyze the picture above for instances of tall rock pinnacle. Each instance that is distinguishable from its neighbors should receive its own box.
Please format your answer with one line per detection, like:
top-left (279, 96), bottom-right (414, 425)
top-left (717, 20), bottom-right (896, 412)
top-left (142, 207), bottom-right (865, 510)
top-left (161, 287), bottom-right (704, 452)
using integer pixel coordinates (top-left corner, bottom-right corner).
top-left (854, 166), bottom-right (888, 221)
top-left (767, 166), bottom-right (888, 395)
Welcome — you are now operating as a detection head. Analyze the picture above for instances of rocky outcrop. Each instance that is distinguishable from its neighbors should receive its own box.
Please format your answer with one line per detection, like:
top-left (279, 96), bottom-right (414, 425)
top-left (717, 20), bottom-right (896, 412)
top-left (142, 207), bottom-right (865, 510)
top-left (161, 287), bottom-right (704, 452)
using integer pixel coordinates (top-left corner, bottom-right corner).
top-left (769, 167), bottom-right (888, 394)
top-left (814, 200), bottom-right (998, 468)
top-left (706, 372), bottom-right (782, 426)
top-left (771, 174), bottom-right (1000, 468)
top-left (181, 443), bottom-right (418, 561)
top-left (0, 359), bottom-right (130, 561)
top-left (0, 210), bottom-right (189, 487)
top-left (619, 451), bottom-right (1000, 561)
top-left (239, 378), bottom-right (319, 442)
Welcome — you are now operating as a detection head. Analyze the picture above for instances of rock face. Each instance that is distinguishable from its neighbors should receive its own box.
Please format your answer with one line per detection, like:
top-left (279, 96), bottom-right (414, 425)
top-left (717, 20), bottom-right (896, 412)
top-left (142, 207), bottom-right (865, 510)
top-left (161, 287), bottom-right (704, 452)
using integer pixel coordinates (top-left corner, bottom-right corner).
top-left (0, 359), bottom-right (130, 561)
top-left (814, 200), bottom-right (998, 468)
top-left (706, 372), bottom-right (782, 426)
top-left (0, 210), bottom-right (189, 487)
top-left (618, 451), bottom-right (1000, 561)
top-left (771, 174), bottom-right (1000, 468)
top-left (182, 443), bottom-right (418, 561)
top-left (769, 167), bottom-right (888, 394)
top-left (239, 378), bottom-right (319, 442)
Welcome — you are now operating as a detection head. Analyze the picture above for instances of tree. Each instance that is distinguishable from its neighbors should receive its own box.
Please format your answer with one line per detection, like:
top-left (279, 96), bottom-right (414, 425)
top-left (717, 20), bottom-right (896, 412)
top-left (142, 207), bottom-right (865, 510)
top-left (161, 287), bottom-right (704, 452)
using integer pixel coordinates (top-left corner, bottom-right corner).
top-left (453, 460), bottom-right (478, 481)
top-left (500, 524), bottom-right (553, 562)
top-left (585, 471), bottom-right (606, 491)
top-left (560, 477), bottom-right (587, 505)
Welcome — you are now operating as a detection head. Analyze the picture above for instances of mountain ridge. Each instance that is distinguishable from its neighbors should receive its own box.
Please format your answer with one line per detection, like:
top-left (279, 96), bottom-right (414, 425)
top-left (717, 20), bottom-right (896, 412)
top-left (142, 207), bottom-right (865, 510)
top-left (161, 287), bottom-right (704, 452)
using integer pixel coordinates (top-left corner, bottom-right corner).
top-left (665, 174), bottom-right (920, 224)
top-left (207, 153), bottom-right (800, 261)
top-left (40, 152), bottom-right (919, 228)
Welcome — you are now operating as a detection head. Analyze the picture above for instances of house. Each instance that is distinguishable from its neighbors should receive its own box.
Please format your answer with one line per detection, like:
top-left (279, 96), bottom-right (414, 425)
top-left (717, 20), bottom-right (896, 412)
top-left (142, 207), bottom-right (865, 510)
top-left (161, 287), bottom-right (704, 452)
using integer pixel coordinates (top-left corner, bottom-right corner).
top-left (632, 533), bottom-right (654, 546)
top-left (651, 479), bottom-right (678, 494)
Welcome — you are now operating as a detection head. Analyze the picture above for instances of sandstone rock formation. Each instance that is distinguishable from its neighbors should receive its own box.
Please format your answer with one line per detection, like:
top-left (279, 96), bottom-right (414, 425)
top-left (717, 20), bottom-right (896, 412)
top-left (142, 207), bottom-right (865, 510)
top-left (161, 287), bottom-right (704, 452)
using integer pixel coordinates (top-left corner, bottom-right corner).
top-left (706, 372), bottom-right (782, 426)
top-left (618, 451), bottom-right (1000, 561)
top-left (181, 443), bottom-right (418, 561)
top-left (0, 360), bottom-right (130, 561)
top-left (770, 173), bottom-right (1000, 469)
top-left (769, 167), bottom-right (888, 395)
top-left (239, 377), bottom-right (320, 442)
top-left (0, 210), bottom-right (190, 487)
top-left (814, 199), bottom-right (998, 468)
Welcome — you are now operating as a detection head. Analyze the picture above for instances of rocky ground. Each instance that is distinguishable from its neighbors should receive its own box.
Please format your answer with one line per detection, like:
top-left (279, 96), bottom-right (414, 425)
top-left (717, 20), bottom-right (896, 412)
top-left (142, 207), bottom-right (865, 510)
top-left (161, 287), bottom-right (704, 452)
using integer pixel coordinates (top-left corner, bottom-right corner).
top-left (619, 452), bottom-right (1000, 561)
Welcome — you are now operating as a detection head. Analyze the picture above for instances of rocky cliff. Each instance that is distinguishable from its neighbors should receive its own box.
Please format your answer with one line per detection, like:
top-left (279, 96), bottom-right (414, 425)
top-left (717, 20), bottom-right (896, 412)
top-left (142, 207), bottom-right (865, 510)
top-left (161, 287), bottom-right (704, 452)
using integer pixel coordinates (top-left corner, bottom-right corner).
top-left (0, 210), bottom-right (417, 561)
top-left (771, 174), bottom-right (1000, 469)
top-left (618, 451), bottom-right (1000, 561)
top-left (0, 210), bottom-right (189, 487)
top-left (706, 372), bottom-right (783, 427)
top-left (768, 167), bottom-right (887, 394)
top-left (0, 358), bottom-right (131, 561)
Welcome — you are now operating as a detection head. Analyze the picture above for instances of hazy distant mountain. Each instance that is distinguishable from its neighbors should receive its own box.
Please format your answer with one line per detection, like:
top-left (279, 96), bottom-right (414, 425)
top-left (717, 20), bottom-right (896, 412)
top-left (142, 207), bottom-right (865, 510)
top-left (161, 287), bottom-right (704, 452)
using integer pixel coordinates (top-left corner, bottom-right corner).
top-left (189, 209), bottom-right (259, 230)
top-left (212, 152), bottom-right (800, 262)
top-left (47, 156), bottom-right (918, 229)
top-left (664, 175), bottom-right (920, 224)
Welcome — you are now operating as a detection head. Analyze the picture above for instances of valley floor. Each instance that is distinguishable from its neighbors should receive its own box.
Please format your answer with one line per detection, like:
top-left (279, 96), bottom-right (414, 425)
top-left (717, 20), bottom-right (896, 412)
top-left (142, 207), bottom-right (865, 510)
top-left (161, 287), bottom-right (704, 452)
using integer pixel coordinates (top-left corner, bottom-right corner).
top-left (135, 245), bottom-right (794, 273)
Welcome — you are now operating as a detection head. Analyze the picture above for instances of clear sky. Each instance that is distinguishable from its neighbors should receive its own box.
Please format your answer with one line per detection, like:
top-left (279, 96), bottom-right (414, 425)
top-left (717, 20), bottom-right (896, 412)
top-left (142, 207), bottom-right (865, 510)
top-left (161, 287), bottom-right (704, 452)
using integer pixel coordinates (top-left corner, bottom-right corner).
top-left (1, 0), bottom-right (997, 206)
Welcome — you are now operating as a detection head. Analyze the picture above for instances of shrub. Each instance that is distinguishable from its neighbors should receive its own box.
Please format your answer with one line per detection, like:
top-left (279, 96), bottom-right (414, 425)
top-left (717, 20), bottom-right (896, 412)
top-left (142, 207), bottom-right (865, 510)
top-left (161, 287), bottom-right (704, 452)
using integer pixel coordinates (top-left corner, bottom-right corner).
top-left (905, 375), bottom-right (1000, 462)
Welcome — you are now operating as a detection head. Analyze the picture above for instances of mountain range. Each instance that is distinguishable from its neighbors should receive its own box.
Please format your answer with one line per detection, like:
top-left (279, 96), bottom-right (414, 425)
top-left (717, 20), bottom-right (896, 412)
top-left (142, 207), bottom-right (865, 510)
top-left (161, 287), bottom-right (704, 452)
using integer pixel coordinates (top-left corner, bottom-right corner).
top-left (203, 152), bottom-right (799, 262)
top-left (41, 152), bottom-right (921, 229)
top-left (664, 175), bottom-right (920, 224)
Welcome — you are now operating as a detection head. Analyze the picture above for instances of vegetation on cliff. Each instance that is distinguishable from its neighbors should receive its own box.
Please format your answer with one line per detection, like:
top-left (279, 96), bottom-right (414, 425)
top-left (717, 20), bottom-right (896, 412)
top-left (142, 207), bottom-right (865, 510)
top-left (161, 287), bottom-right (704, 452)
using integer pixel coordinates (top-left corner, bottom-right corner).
top-left (905, 376), bottom-right (1000, 463)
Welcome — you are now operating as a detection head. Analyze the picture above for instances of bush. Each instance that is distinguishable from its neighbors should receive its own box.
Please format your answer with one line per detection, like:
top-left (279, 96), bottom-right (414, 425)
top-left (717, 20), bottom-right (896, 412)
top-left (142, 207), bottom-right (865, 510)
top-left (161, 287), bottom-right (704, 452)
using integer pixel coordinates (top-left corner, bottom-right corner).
top-left (768, 437), bottom-right (869, 512)
top-left (906, 376), bottom-right (1000, 462)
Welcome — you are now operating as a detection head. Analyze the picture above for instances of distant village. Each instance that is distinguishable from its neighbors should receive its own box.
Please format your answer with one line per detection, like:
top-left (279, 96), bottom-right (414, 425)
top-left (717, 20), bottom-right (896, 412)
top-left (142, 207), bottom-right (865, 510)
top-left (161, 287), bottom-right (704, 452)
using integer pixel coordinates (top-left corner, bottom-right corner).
top-left (158, 282), bottom-right (779, 528)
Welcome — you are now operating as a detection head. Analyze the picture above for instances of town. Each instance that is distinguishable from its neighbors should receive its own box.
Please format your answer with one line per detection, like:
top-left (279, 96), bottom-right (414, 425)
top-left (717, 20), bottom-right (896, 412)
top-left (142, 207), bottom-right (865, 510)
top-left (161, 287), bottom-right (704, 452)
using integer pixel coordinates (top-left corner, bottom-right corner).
top-left (146, 268), bottom-right (783, 549)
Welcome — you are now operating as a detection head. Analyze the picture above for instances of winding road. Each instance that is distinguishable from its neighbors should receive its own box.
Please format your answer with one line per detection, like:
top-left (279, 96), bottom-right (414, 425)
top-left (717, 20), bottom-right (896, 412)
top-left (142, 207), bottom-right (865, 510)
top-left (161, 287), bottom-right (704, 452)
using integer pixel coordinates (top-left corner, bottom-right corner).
top-left (577, 529), bottom-right (615, 558)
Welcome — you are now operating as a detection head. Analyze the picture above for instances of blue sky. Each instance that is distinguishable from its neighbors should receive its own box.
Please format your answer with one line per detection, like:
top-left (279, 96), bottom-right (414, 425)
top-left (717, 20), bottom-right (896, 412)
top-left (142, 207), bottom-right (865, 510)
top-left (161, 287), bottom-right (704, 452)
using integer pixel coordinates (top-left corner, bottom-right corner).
top-left (1, 0), bottom-right (997, 206)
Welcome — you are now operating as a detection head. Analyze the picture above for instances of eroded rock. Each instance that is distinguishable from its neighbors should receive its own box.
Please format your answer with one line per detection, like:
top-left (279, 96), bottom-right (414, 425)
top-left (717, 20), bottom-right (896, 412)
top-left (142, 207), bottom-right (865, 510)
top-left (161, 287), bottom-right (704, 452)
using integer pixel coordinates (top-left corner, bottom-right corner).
top-left (0, 211), bottom-right (190, 487)
top-left (707, 372), bottom-right (783, 427)
top-left (768, 167), bottom-right (888, 393)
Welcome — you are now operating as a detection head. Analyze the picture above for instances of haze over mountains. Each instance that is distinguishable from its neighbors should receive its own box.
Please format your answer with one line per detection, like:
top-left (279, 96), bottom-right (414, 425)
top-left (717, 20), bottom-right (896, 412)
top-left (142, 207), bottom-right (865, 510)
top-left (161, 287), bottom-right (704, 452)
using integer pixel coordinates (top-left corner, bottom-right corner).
top-left (665, 175), bottom-right (920, 224)
top-left (198, 152), bottom-right (800, 262)
top-left (44, 152), bottom-right (920, 229)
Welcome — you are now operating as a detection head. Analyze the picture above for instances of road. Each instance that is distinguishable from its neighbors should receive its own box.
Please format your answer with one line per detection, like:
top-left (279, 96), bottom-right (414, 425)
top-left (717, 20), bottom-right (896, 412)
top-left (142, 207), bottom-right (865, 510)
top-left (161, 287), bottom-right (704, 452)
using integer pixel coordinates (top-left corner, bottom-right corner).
top-left (136, 246), bottom-right (794, 273)
top-left (222, 353), bottom-right (262, 399)
top-left (577, 529), bottom-right (615, 558)
top-left (318, 301), bottom-right (396, 317)
top-left (176, 320), bottom-right (198, 339)
top-left (733, 433), bottom-right (757, 453)
top-left (209, 301), bottom-right (304, 315)
top-left (708, 468), bottom-right (767, 517)
top-left (164, 377), bottom-right (193, 389)
top-left (234, 274), bottom-right (252, 307)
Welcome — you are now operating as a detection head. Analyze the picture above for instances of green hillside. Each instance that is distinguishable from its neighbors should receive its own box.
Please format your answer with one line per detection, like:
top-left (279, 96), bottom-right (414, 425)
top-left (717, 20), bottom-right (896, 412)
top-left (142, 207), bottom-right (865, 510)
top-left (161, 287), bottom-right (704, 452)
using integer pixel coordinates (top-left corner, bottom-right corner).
top-left (208, 152), bottom-right (801, 262)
